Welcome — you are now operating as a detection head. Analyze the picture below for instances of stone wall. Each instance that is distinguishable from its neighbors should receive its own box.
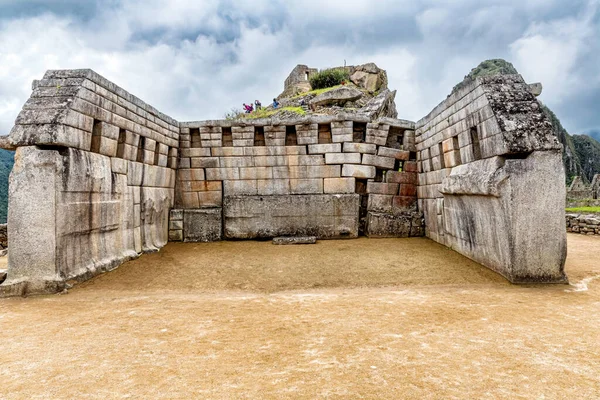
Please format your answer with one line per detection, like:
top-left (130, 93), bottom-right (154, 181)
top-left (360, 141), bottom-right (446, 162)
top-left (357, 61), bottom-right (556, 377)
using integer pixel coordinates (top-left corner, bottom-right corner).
top-left (170, 115), bottom-right (422, 241)
top-left (566, 214), bottom-right (600, 235)
top-left (1, 69), bottom-right (178, 296)
top-left (416, 74), bottom-right (567, 283)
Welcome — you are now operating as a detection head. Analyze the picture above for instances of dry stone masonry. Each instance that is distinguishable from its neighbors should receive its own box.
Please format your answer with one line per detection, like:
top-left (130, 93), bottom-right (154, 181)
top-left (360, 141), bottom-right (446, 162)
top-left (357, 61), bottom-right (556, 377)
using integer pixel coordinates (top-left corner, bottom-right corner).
top-left (0, 64), bottom-right (568, 296)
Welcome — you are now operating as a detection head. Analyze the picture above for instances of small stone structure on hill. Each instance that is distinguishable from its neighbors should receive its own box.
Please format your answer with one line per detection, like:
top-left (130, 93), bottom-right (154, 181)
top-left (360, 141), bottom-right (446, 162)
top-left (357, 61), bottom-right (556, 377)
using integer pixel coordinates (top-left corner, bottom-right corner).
top-left (567, 175), bottom-right (600, 201)
top-left (0, 62), bottom-right (568, 296)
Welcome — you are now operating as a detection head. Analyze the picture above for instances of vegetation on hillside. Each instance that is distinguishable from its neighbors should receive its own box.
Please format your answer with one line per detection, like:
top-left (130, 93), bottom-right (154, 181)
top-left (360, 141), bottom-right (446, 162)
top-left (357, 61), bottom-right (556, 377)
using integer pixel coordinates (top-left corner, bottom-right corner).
top-left (0, 149), bottom-right (15, 223)
top-left (309, 68), bottom-right (350, 90)
top-left (453, 59), bottom-right (519, 92)
top-left (571, 134), bottom-right (600, 182)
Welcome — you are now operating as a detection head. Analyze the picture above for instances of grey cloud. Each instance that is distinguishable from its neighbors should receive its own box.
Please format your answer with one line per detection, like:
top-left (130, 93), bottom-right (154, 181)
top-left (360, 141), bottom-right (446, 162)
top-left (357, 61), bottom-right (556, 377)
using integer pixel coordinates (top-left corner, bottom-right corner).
top-left (0, 0), bottom-right (598, 138)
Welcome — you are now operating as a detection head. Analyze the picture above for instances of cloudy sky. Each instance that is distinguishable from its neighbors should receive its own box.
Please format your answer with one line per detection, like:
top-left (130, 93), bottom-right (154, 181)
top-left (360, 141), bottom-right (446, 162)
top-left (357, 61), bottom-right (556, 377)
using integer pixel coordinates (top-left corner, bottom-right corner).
top-left (0, 0), bottom-right (598, 140)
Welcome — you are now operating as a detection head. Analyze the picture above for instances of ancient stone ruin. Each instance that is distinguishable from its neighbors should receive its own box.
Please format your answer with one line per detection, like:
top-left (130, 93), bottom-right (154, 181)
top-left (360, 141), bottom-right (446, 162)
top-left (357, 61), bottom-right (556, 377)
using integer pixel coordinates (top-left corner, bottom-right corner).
top-left (0, 63), bottom-right (568, 296)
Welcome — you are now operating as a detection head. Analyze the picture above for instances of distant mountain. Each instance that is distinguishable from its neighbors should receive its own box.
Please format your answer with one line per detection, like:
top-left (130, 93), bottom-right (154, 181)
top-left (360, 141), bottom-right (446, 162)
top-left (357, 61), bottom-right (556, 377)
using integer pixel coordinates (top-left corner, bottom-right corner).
top-left (0, 149), bottom-right (14, 223)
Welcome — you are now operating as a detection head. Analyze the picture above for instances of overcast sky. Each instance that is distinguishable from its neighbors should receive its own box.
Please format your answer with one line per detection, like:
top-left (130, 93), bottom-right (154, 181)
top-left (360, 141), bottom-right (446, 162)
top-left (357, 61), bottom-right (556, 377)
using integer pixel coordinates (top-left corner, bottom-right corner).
top-left (0, 0), bottom-right (598, 140)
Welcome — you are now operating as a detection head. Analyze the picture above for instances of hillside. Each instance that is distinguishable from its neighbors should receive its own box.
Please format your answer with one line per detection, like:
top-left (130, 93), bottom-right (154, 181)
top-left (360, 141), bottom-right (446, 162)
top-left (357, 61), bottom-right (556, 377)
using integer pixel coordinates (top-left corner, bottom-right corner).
top-left (0, 149), bottom-right (14, 223)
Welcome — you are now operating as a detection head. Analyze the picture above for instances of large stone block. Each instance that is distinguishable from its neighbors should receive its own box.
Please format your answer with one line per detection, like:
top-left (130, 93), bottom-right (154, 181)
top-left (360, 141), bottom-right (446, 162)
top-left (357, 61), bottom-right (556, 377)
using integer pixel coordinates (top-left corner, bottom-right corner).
top-left (183, 209), bottom-right (222, 242)
top-left (324, 178), bottom-right (356, 194)
top-left (223, 194), bottom-right (360, 239)
top-left (325, 153), bottom-right (361, 165)
top-left (342, 164), bottom-right (376, 179)
top-left (439, 152), bottom-right (567, 283)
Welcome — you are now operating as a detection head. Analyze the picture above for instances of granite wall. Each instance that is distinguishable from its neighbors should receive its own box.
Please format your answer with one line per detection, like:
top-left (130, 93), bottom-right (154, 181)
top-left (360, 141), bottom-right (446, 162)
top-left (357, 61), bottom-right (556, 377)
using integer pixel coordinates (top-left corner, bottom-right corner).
top-left (1, 69), bottom-right (178, 296)
top-left (170, 115), bottom-right (422, 241)
top-left (416, 74), bottom-right (567, 283)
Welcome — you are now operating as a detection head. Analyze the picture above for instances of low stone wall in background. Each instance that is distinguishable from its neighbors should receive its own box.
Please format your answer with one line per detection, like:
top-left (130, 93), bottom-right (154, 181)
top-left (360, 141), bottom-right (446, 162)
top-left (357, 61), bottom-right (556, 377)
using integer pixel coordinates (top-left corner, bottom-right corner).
top-left (566, 214), bottom-right (600, 235)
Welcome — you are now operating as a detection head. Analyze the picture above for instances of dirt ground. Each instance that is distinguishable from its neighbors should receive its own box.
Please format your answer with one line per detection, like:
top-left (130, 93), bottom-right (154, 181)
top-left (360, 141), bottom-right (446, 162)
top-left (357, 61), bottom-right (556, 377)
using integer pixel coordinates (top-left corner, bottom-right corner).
top-left (1, 234), bottom-right (599, 399)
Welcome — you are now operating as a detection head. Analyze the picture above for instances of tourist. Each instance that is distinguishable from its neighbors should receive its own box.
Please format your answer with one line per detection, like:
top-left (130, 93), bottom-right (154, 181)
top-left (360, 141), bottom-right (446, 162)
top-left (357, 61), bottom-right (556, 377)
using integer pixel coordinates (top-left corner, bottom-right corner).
top-left (272, 98), bottom-right (280, 109)
top-left (255, 100), bottom-right (262, 110)
top-left (243, 103), bottom-right (253, 113)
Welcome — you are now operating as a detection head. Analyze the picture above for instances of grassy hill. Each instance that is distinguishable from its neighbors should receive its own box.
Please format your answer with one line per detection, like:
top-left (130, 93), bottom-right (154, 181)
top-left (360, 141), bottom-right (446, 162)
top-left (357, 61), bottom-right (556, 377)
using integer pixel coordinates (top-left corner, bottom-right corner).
top-left (0, 149), bottom-right (14, 223)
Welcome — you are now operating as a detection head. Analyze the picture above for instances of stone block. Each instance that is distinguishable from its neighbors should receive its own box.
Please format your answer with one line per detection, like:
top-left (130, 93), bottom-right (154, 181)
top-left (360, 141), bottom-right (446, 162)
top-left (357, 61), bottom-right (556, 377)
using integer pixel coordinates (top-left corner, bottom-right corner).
top-left (399, 184), bottom-right (417, 197)
top-left (240, 167), bottom-right (273, 180)
top-left (220, 156), bottom-right (254, 168)
top-left (169, 230), bottom-right (183, 242)
top-left (223, 194), bottom-right (360, 239)
top-left (404, 161), bottom-right (418, 172)
top-left (205, 167), bottom-right (240, 181)
top-left (378, 147), bottom-right (410, 160)
top-left (308, 143), bottom-right (342, 154)
top-left (290, 179), bottom-right (324, 194)
top-left (343, 142), bottom-right (377, 154)
top-left (181, 148), bottom-right (212, 158)
top-left (272, 236), bottom-right (317, 245)
top-left (367, 194), bottom-right (393, 213)
top-left (183, 209), bottom-right (222, 242)
top-left (198, 191), bottom-right (223, 207)
top-left (365, 212), bottom-right (412, 238)
top-left (325, 153), bottom-right (361, 165)
top-left (392, 196), bottom-right (417, 211)
top-left (223, 180), bottom-right (258, 196)
top-left (367, 182), bottom-right (399, 195)
top-left (444, 150), bottom-right (462, 168)
top-left (111, 157), bottom-right (128, 175)
top-left (211, 147), bottom-right (244, 157)
top-left (170, 209), bottom-right (184, 220)
top-left (342, 164), bottom-right (376, 179)
top-left (257, 179), bottom-right (290, 195)
top-left (385, 171), bottom-right (418, 185)
top-left (362, 154), bottom-right (395, 169)
top-left (190, 157), bottom-right (219, 168)
top-left (324, 178), bottom-right (356, 194)
top-left (178, 169), bottom-right (205, 181)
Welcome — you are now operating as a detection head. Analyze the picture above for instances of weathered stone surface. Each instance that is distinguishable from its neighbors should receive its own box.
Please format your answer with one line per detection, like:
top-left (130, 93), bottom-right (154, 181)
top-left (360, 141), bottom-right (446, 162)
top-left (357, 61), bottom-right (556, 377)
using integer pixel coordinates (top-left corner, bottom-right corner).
top-left (272, 236), bottom-right (317, 245)
top-left (441, 152), bottom-right (566, 283)
top-left (224, 195), bottom-right (359, 239)
top-left (342, 164), bottom-right (376, 179)
top-left (310, 87), bottom-right (363, 107)
top-left (324, 178), bottom-right (356, 194)
top-left (365, 212), bottom-right (423, 238)
top-left (183, 209), bottom-right (222, 242)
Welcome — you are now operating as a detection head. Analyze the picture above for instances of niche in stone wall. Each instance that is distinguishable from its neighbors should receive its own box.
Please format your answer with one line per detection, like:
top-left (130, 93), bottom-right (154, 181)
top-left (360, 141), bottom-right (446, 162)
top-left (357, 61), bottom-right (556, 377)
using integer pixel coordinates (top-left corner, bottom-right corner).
top-left (254, 126), bottom-right (265, 146)
top-left (470, 127), bottom-right (482, 161)
top-left (137, 136), bottom-right (145, 163)
top-left (286, 126), bottom-right (297, 146)
top-left (116, 128), bottom-right (127, 158)
top-left (318, 124), bottom-right (332, 144)
top-left (90, 120), bottom-right (102, 153)
top-left (438, 143), bottom-right (446, 169)
top-left (153, 146), bottom-right (160, 166)
top-left (353, 122), bottom-right (367, 143)
top-left (452, 136), bottom-right (462, 164)
top-left (190, 128), bottom-right (201, 148)
top-left (386, 127), bottom-right (404, 149)
top-left (222, 127), bottom-right (233, 147)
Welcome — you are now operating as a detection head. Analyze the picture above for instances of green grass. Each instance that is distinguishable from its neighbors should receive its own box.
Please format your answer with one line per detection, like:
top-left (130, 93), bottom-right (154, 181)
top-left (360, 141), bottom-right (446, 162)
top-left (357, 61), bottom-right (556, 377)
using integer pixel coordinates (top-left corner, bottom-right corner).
top-left (292, 85), bottom-right (342, 99)
top-left (242, 106), bottom-right (306, 120)
top-left (566, 207), bottom-right (600, 214)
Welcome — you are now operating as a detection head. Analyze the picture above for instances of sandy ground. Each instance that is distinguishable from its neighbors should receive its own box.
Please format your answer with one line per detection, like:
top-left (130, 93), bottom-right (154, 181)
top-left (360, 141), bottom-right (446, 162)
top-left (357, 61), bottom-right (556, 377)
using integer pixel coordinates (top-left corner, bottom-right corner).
top-left (1, 235), bottom-right (599, 399)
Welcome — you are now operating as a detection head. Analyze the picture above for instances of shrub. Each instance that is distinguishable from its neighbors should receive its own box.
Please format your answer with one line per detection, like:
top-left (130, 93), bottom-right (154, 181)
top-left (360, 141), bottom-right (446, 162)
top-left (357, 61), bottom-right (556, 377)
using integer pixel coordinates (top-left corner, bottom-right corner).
top-left (309, 68), bottom-right (350, 90)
